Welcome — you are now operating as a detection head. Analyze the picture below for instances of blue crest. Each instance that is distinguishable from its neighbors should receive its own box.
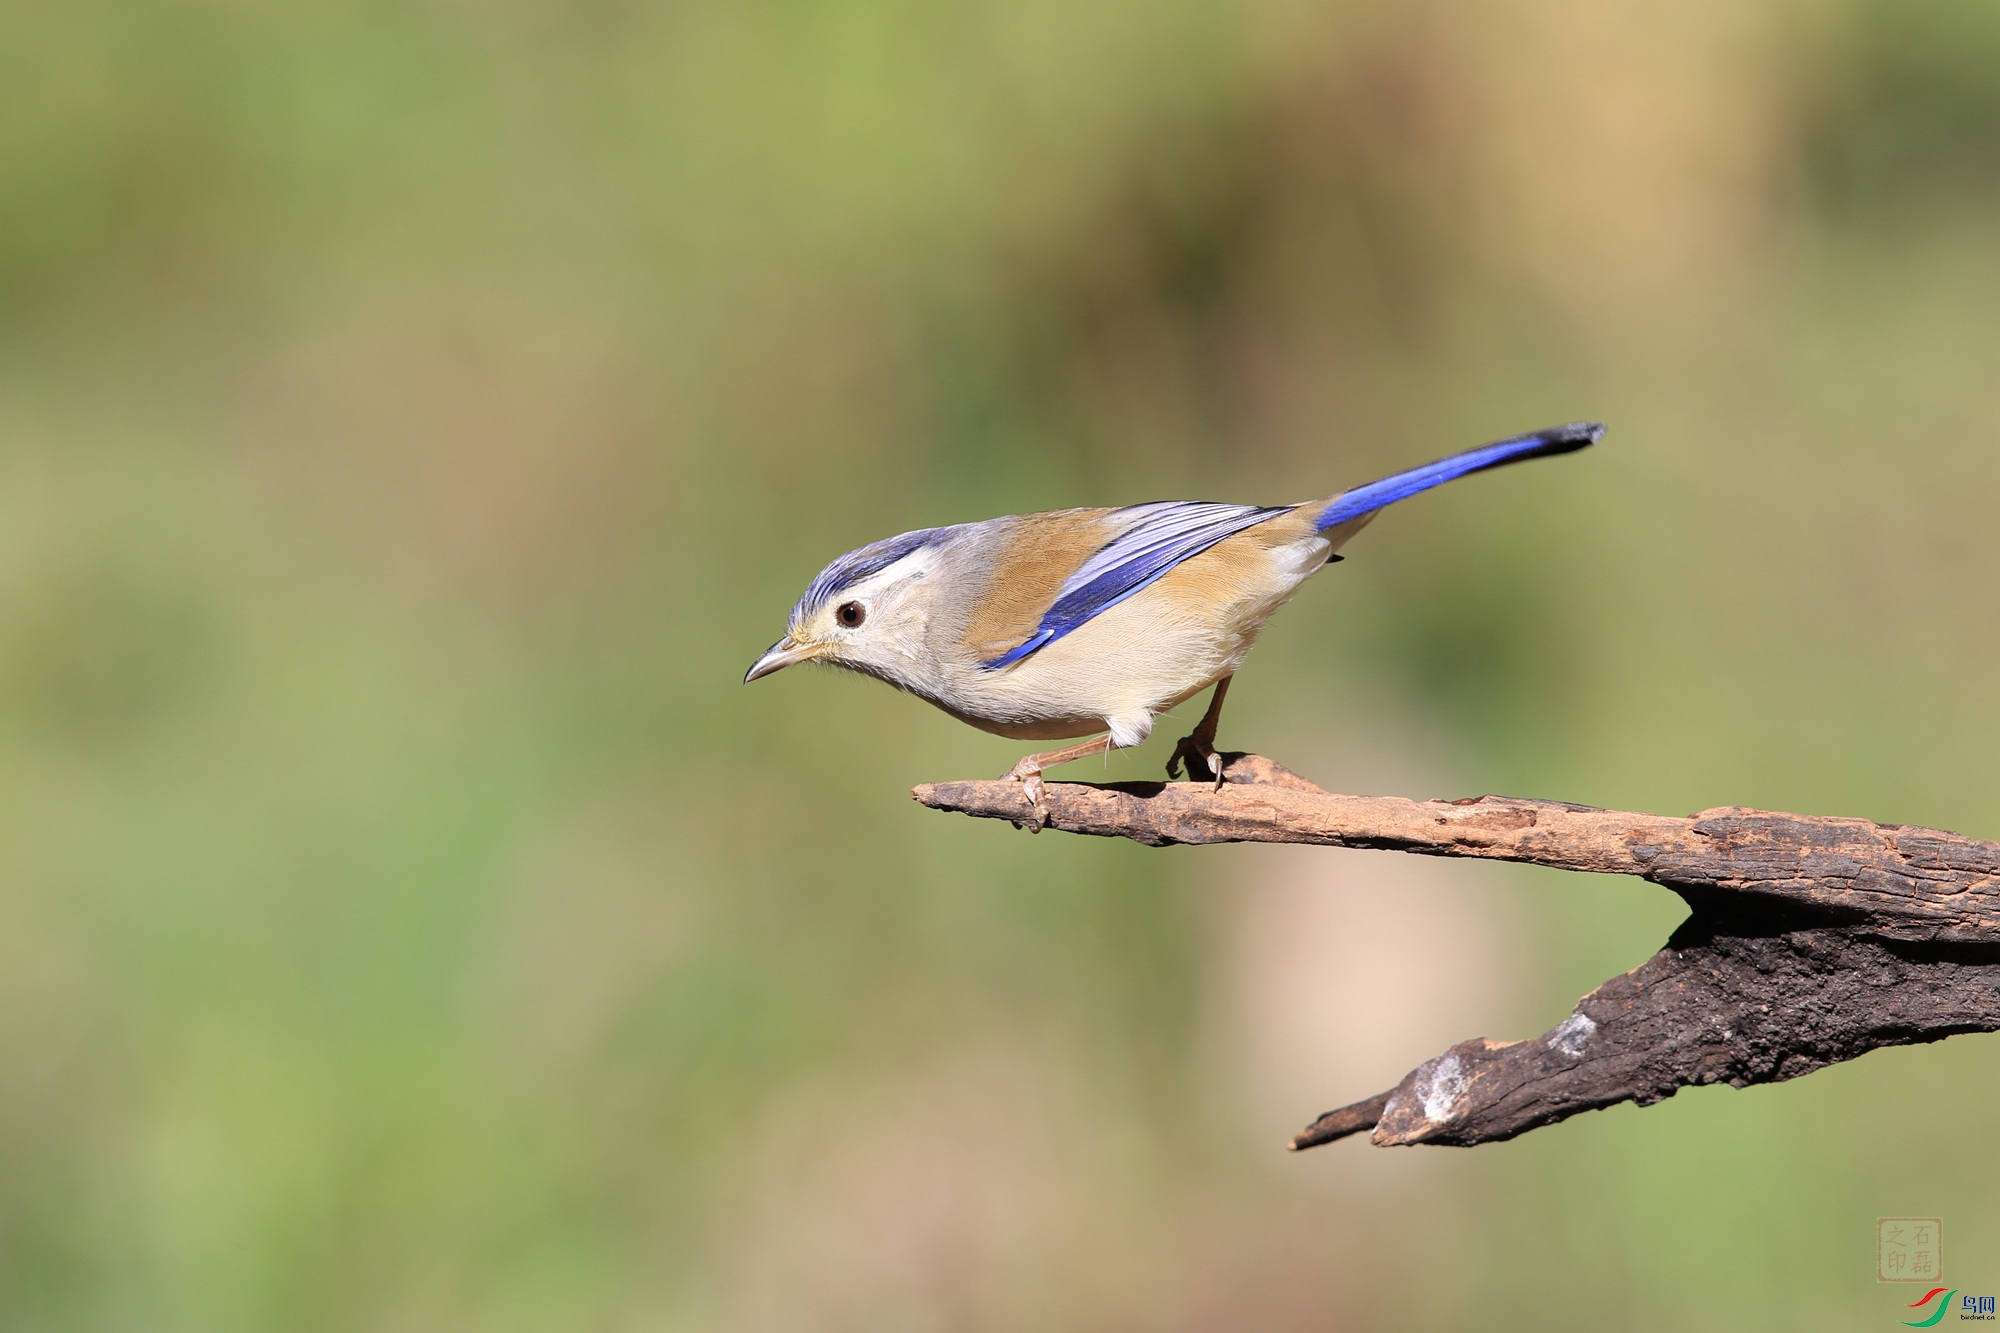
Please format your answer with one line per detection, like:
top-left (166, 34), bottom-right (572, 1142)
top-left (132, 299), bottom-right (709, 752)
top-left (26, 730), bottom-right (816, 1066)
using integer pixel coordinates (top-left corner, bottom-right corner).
top-left (791, 527), bottom-right (941, 627)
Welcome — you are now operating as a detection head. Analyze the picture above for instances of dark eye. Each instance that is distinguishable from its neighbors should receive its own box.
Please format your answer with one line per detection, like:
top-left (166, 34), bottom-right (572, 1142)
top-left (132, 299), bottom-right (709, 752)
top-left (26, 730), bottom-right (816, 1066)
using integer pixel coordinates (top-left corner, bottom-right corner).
top-left (837, 601), bottom-right (866, 628)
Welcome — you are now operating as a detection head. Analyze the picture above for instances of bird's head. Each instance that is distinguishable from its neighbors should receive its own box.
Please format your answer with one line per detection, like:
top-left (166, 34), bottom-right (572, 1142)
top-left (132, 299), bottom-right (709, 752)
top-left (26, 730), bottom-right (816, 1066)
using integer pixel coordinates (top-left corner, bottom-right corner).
top-left (744, 527), bottom-right (944, 686)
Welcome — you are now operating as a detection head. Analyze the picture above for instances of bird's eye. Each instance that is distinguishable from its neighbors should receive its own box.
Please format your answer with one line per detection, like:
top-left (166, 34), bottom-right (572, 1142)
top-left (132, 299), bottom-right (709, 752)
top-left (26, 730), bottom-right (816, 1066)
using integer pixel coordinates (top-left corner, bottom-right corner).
top-left (837, 601), bottom-right (866, 628)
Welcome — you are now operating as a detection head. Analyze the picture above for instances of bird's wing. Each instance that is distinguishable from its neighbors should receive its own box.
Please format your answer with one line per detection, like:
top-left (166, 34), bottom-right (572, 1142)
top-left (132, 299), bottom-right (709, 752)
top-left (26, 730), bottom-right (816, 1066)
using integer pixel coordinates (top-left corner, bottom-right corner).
top-left (980, 501), bottom-right (1293, 669)
top-left (970, 424), bottom-right (1602, 671)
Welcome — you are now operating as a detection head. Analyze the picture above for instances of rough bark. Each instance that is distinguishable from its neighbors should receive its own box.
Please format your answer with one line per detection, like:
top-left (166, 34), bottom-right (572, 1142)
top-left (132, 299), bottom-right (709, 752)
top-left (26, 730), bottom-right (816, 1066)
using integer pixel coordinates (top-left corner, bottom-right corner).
top-left (912, 754), bottom-right (2000, 1149)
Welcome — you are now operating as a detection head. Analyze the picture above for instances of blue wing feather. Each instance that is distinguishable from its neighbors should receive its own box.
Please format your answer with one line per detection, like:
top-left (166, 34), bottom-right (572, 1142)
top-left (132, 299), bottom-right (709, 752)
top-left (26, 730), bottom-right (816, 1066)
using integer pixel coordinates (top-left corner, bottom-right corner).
top-left (980, 502), bottom-right (1291, 670)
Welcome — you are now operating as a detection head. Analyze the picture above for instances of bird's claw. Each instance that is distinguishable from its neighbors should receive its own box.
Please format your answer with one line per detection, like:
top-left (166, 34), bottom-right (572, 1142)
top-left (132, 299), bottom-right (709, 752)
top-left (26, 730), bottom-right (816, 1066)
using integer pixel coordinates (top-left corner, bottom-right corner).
top-left (1167, 734), bottom-right (1226, 789)
top-left (1003, 762), bottom-right (1050, 833)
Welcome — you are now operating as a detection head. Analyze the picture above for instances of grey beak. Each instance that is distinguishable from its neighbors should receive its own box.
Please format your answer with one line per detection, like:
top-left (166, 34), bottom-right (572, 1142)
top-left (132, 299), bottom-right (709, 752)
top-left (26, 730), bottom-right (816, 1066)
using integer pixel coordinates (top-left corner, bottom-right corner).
top-left (744, 637), bottom-right (821, 683)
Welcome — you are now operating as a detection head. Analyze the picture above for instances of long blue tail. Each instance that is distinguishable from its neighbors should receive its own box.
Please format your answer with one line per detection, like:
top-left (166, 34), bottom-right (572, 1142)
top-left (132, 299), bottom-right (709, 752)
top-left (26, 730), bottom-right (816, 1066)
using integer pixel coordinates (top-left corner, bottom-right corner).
top-left (1314, 421), bottom-right (1602, 533)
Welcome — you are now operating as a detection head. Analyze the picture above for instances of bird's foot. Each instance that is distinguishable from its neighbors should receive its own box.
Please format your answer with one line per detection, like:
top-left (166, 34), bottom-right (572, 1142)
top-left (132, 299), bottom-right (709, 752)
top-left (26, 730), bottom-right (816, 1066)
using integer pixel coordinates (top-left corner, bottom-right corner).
top-left (1166, 732), bottom-right (1227, 789)
top-left (1167, 676), bottom-right (1232, 788)
top-left (999, 734), bottom-right (1116, 832)
top-left (1001, 758), bottom-right (1050, 833)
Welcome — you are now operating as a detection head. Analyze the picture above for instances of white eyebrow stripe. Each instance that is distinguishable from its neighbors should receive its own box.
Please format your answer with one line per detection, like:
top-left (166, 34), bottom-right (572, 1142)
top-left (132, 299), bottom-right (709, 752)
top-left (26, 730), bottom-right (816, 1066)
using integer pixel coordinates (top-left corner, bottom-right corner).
top-left (837, 547), bottom-right (936, 602)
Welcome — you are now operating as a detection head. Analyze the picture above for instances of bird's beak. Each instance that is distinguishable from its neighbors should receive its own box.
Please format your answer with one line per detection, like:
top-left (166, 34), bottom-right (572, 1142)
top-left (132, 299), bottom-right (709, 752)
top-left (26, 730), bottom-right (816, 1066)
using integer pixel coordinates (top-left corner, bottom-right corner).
top-left (744, 636), bottom-right (822, 683)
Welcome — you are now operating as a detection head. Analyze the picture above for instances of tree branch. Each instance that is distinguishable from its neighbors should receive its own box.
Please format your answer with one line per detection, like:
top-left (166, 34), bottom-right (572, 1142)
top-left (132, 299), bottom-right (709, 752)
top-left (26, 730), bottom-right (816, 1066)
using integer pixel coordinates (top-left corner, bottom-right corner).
top-left (912, 755), bottom-right (2000, 1149)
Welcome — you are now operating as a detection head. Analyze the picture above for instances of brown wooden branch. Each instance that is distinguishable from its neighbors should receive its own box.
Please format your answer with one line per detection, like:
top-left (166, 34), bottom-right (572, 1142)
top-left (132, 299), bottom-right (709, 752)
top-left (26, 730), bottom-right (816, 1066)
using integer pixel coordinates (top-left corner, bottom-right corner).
top-left (912, 754), bottom-right (2000, 1150)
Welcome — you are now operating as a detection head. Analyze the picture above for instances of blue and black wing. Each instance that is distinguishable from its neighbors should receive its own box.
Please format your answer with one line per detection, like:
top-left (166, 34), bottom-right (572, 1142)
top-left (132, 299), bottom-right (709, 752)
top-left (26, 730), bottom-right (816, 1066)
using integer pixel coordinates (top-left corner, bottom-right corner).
top-left (980, 502), bottom-right (1291, 669)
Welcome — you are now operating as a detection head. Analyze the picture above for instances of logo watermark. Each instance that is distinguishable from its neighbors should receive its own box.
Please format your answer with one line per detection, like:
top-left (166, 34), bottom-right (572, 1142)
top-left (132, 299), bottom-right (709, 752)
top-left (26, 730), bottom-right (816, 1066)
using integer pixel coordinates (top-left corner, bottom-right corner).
top-left (1890, 1285), bottom-right (1994, 1326)
top-left (1902, 1289), bottom-right (1957, 1328)
top-left (1874, 1219), bottom-right (1990, 1324)
top-left (1881, 1218), bottom-right (1944, 1284)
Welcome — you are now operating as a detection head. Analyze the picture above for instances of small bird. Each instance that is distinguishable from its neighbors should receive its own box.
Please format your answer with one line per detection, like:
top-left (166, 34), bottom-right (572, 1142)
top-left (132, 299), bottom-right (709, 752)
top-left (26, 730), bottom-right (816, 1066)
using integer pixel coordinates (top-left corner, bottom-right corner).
top-left (746, 422), bottom-right (1601, 819)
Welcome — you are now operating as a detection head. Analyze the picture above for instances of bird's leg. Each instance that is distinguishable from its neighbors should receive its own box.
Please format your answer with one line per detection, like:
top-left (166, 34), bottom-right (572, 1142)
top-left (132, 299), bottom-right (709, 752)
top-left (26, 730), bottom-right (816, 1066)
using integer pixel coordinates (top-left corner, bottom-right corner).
top-left (1166, 675), bottom-right (1232, 788)
top-left (1002, 734), bottom-right (1115, 831)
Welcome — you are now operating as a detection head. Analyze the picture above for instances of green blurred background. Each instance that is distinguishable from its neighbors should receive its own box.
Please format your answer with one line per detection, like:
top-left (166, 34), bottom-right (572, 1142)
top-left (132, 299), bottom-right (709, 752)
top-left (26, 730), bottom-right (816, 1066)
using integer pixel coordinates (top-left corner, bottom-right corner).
top-left (3, 0), bottom-right (1998, 1328)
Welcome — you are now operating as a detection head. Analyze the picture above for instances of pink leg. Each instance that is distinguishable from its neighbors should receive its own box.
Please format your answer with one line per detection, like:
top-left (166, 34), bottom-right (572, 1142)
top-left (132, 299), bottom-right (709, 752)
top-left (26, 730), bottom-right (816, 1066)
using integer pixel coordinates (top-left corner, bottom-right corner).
top-left (1002, 734), bottom-right (1115, 830)
top-left (1166, 675), bottom-right (1232, 788)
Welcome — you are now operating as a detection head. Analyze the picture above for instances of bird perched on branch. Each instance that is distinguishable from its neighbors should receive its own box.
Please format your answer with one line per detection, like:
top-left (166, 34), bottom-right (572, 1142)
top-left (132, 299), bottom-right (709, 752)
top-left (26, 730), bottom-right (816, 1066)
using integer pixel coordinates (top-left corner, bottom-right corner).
top-left (746, 422), bottom-right (1601, 823)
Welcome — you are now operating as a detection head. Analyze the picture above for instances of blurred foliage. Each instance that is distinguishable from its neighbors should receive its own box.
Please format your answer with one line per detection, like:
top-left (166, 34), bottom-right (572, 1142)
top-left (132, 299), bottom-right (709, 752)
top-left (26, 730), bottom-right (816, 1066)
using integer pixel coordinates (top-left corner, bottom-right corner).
top-left (0, 0), bottom-right (1997, 1329)
top-left (1805, 0), bottom-right (2000, 216)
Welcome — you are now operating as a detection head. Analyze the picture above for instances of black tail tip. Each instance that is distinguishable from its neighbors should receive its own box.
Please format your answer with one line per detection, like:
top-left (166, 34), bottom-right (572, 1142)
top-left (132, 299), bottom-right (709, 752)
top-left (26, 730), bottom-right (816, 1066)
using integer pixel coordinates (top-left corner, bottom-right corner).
top-left (1538, 421), bottom-right (1605, 453)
